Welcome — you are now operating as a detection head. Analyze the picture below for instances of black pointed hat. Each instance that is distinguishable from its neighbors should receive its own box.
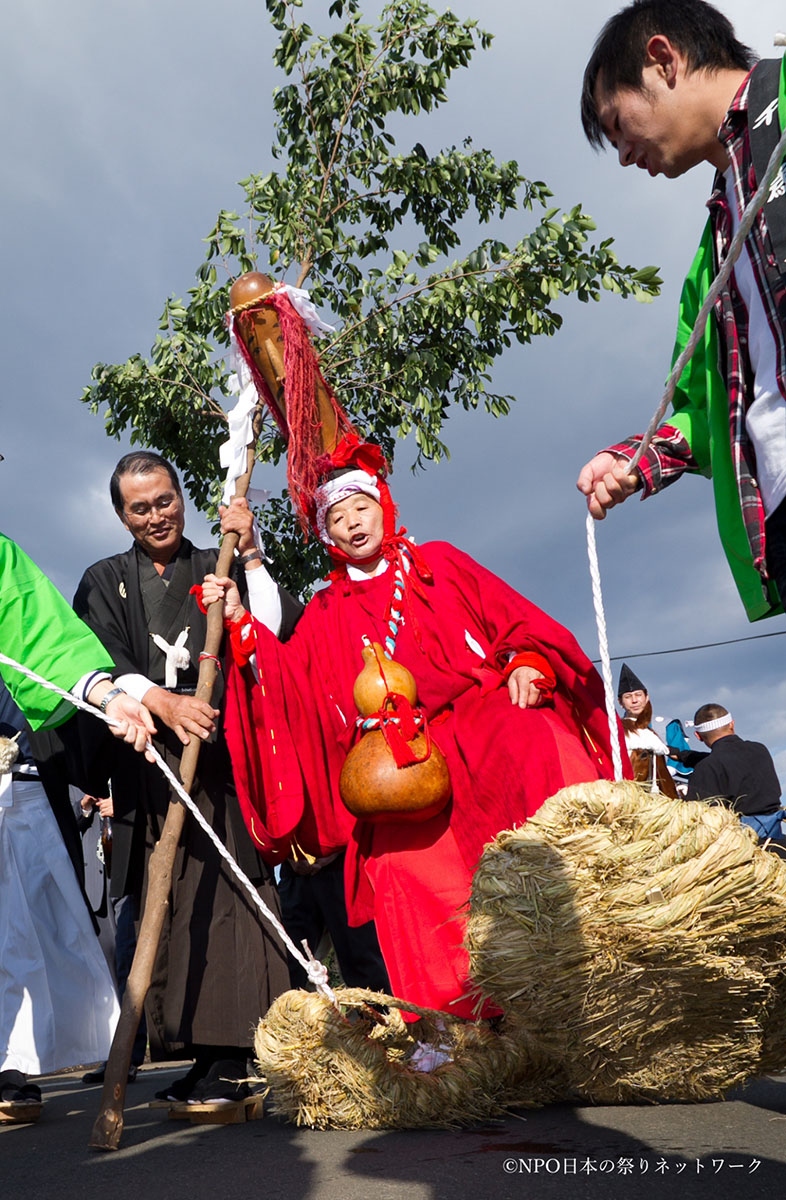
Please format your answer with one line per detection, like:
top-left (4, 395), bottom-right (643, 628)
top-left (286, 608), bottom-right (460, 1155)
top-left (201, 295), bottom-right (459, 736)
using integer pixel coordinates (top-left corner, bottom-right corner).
top-left (617, 662), bottom-right (646, 699)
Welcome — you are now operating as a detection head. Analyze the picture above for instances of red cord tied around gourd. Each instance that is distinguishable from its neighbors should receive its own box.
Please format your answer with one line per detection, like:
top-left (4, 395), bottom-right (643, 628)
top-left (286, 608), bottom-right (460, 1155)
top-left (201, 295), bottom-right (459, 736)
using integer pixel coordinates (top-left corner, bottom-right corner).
top-left (357, 693), bottom-right (433, 769)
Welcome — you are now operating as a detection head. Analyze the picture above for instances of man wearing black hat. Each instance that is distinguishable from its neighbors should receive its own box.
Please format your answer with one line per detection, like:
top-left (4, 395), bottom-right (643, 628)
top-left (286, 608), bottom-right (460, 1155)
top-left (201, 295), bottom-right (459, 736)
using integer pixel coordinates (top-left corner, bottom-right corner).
top-left (686, 704), bottom-right (784, 847)
top-left (618, 663), bottom-right (678, 798)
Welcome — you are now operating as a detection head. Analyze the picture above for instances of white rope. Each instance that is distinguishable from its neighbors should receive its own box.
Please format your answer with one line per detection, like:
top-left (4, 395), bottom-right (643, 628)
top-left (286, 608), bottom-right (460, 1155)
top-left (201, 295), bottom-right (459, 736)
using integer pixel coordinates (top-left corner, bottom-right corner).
top-left (628, 116), bottom-right (786, 472)
top-left (584, 514), bottom-right (624, 781)
top-left (0, 650), bottom-right (337, 1005)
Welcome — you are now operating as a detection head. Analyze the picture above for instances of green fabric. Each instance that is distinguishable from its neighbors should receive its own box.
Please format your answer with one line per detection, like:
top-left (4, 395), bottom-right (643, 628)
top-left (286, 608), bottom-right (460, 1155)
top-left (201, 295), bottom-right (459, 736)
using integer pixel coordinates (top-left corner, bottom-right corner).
top-left (0, 531), bottom-right (114, 729)
top-left (666, 58), bottom-right (786, 623)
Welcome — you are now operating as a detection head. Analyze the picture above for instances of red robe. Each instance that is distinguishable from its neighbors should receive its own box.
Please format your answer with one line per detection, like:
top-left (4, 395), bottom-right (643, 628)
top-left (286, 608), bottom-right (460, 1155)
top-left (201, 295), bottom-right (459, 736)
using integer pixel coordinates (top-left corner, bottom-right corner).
top-left (224, 542), bottom-right (627, 1016)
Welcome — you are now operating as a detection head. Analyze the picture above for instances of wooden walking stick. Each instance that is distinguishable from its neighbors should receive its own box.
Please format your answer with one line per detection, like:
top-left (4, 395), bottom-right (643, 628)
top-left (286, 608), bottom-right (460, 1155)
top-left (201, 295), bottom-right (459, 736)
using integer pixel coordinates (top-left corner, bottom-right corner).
top-left (90, 271), bottom-right (339, 1149)
top-left (89, 277), bottom-right (292, 1152)
top-left (89, 420), bottom-right (264, 1151)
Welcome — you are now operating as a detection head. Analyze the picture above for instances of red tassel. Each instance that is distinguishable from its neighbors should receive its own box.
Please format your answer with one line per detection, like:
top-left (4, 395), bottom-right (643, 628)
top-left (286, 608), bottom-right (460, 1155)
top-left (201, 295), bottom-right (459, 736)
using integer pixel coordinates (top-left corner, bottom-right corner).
top-left (233, 292), bottom-right (355, 531)
top-left (227, 617), bottom-right (255, 669)
top-left (369, 694), bottom-right (433, 769)
top-left (273, 294), bottom-right (353, 531)
top-left (189, 583), bottom-right (207, 614)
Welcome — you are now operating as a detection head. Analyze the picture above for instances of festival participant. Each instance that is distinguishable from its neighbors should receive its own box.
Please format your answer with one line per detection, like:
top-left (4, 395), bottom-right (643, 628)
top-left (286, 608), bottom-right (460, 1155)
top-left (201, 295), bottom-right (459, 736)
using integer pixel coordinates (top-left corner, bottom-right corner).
top-left (73, 451), bottom-right (301, 1106)
top-left (0, 526), bottom-right (155, 1124)
top-left (576, 1), bottom-right (786, 622)
top-left (686, 703), bottom-right (785, 848)
top-left (205, 439), bottom-right (626, 1022)
top-left (219, 498), bottom-right (389, 996)
top-left (617, 662), bottom-right (678, 797)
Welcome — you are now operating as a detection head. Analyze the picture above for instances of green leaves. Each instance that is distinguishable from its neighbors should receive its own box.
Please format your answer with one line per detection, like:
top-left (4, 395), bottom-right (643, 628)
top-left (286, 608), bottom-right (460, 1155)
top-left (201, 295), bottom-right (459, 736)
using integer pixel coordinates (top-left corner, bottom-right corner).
top-left (81, 0), bottom-right (662, 596)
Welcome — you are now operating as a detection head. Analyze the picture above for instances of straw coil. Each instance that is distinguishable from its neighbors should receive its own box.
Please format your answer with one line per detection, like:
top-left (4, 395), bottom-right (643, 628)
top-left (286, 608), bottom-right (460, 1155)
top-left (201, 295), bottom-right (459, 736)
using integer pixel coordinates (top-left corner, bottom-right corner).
top-left (254, 987), bottom-right (562, 1129)
top-left (467, 780), bottom-right (786, 1103)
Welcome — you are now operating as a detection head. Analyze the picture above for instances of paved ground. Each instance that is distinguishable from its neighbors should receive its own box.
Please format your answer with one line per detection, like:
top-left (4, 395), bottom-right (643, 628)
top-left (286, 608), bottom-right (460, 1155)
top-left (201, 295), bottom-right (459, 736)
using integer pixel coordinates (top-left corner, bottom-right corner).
top-left (2, 1065), bottom-right (785, 1199)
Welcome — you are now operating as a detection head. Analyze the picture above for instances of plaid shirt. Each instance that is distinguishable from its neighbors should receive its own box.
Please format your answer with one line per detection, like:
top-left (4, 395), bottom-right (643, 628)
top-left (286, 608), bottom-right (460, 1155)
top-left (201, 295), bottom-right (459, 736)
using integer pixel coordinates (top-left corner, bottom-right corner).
top-left (609, 67), bottom-right (786, 582)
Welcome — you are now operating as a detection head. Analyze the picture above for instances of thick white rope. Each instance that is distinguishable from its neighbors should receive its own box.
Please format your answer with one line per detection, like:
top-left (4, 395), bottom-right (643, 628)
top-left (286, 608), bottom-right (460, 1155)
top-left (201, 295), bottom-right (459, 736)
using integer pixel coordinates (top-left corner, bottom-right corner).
top-left (0, 650), bottom-right (336, 1005)
top-left (588, 79), bottom-right (786, 772)
top-left (584, 513), bottom-right (624, 781)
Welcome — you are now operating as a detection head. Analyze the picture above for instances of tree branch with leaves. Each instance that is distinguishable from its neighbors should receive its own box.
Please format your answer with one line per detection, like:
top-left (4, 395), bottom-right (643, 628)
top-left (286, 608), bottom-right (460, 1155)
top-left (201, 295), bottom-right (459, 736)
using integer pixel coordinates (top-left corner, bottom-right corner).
top-left (82, 0), bottom-right (661, 595)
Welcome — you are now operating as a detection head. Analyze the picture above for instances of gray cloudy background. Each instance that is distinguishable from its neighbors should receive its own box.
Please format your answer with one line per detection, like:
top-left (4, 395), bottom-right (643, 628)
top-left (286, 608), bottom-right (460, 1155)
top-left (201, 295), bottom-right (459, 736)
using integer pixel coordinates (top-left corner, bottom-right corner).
top-left (2, 1), bottom-right (784, 780)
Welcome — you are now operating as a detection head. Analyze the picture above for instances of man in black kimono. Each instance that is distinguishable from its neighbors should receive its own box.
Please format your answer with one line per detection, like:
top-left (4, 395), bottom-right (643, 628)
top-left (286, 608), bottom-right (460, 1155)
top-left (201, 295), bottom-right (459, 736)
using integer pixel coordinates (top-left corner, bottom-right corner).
top-left (74, 451), bottom-right (301, 1103)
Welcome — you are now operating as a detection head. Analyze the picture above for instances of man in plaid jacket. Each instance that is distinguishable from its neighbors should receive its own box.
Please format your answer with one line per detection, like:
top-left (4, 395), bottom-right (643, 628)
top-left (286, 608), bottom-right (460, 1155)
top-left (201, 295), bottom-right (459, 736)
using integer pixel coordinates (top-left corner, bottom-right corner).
top-left (577, 1), bottom-right (786, 622)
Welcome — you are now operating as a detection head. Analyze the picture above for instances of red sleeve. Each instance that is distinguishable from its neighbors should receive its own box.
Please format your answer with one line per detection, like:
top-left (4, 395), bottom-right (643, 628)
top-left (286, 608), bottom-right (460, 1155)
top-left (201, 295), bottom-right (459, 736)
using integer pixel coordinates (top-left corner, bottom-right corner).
top-left (223, 597), bottom-right (356, 859)
top-left (424, 542), bottom-right (631, 781)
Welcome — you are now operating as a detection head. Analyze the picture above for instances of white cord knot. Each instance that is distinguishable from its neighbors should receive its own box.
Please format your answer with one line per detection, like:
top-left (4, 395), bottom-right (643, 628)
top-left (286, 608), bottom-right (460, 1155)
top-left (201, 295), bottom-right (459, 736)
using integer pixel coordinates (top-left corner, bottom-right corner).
top-left (150, 628), bottom-right (191, 689)
top-left (306, 959), bottom-right (330, 990)
top-left (301, 938), bottom-right (337, 1003)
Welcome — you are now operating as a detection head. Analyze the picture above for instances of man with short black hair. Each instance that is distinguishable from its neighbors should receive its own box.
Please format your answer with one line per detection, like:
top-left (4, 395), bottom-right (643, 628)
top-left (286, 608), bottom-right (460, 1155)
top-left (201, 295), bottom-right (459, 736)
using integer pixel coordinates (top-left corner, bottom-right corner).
top-left (577, 1), bottom-right (786, 622)
top-left (686, 703), bottom-right (783, 843)
top-left (74, 451), bottom-right (301, 1106)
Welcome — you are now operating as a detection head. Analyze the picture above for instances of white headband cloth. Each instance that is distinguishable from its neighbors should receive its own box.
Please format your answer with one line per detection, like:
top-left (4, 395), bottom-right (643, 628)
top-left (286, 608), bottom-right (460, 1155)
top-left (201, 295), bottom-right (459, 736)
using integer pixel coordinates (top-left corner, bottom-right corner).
top-left (314, 470), bottom-right (381, 543)
top-left (694, 713), bottom-right (733, 733)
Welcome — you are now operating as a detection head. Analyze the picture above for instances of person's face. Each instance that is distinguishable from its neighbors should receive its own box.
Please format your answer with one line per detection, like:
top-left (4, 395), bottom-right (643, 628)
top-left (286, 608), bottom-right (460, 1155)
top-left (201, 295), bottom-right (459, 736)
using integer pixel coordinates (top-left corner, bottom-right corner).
top-left (595, 63), bottom-right (703, 180)
top-left (118, 468), bottom-right (185, 562)
top-left (325, 493), bottom-right (384, 561)
top-left (621, 689), bottom-right (648, 717)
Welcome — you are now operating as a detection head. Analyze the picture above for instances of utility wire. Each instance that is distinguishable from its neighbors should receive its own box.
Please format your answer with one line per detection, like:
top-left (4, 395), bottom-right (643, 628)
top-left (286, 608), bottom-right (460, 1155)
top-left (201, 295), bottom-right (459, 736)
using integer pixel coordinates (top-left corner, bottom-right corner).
top-left (591, 628), bottom-right (786, 665)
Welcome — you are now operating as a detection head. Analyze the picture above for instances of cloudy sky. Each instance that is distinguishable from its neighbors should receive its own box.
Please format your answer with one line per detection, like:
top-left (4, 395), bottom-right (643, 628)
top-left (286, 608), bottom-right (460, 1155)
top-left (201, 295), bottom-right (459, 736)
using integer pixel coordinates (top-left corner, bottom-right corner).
top-left (2, 1), bottom-right (785, 782)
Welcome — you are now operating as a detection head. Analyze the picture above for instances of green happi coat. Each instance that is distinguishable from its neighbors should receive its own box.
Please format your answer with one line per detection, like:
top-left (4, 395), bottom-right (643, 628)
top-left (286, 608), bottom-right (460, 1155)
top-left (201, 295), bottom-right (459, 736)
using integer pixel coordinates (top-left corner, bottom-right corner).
top-left (667, 59), bottom-right (786, 622)
top-left (0, 531), bottom-right (113, 728)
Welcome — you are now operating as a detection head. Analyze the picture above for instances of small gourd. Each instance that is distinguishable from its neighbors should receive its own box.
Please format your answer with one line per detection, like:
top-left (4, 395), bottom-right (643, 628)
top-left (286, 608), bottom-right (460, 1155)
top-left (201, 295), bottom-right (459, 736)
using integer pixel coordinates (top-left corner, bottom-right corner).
top-left (353, 642), bottom-right (417, 717)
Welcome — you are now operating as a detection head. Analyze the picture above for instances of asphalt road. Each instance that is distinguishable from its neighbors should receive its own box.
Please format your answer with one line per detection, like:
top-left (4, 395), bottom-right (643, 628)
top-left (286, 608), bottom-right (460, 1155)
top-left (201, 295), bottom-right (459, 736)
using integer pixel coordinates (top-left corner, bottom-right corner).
top-left (2, 1065), bottom-right (785, 1199)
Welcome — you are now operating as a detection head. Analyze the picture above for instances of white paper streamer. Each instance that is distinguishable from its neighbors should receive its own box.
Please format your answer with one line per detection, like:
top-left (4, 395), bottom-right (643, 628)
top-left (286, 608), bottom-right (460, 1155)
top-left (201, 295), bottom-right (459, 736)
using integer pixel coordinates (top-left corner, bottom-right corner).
top-left (273, 282), bottom-right (336, 336)
top-left (246, 486), bottom-right (272, 508)
top-left (220, 281), bottom-right (334, 505)
top-left (220, 326), bottom-right (260, 504)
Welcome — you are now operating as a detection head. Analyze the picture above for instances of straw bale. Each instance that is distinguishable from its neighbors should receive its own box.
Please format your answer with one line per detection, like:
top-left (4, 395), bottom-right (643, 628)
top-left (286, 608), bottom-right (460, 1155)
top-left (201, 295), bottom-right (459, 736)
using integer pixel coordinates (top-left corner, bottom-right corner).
top-left (254, 987), bottom-right (563, 1129)
top-left (467, 780), bottom-right (786, 1103)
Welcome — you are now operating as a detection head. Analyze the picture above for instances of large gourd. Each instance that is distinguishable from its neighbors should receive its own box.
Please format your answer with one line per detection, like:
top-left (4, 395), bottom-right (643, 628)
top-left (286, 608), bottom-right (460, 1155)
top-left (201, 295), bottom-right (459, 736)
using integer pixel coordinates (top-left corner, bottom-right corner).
top-left (339, 643), bottom-right (451, 824)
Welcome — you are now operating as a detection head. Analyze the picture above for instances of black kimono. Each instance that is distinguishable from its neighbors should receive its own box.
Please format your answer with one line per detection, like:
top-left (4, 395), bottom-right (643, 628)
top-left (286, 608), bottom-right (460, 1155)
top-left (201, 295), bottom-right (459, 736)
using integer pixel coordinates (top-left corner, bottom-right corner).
top-left (74, 537), bottom-right (301, 1054)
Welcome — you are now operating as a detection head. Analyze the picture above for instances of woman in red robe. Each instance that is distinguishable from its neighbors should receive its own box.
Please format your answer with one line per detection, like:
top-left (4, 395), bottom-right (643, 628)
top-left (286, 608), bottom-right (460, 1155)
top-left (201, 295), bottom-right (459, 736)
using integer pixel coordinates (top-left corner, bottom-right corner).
top-left (206, 443), bottom-right (625, 1019)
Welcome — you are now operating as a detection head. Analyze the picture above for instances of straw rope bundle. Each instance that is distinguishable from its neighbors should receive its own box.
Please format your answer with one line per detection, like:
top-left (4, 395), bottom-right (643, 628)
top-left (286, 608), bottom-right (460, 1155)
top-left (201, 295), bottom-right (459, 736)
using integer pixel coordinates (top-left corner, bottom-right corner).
top-left (254, 986), bottom-right (562, 1129)
top-left (467, 780), bottom-right (786, 1104)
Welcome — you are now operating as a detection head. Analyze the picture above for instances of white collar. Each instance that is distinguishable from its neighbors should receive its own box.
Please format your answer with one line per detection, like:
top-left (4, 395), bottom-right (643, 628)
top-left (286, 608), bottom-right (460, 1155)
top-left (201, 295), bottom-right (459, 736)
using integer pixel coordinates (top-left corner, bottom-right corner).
top-left (346, 558), bottom-right (389, 581)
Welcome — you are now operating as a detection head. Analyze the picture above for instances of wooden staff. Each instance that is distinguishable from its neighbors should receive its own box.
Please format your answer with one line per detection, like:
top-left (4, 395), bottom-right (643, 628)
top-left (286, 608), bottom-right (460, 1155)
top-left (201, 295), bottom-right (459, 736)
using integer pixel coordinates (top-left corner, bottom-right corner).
top-left (90, 271), bottom-right (327, 1149)
top-left (89, 420), bottom-right (266, 1153)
